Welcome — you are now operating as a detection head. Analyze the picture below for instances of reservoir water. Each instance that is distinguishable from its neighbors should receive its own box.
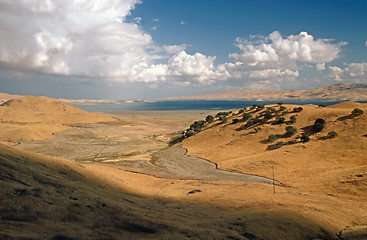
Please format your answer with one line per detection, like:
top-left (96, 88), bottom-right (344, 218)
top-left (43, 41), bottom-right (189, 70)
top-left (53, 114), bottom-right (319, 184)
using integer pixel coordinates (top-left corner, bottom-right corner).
top-left (73, 99), bottom-right (346, 112)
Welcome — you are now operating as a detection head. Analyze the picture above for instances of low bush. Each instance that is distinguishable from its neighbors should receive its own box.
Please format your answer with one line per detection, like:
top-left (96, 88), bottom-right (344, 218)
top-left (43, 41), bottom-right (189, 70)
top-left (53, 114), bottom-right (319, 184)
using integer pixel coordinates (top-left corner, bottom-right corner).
top-left (352, 108), bottom-right (364, 116)
top-left (246, 118), bottom-right (260, 127)
top-left (276, 117), bottom-right (285, 124)
top-left (268, 134), bottom-right (278, 142)
top-left (289, 115), bottom-right (297, 123)
top-left (219, 115), bottom-right (227, 123)
top-left (243, 113), bottom-right (252, 121)
top-left (301, 134), bottom-right (310, 142)
top-left (315, 118), bottom-right (326, 125)
top-left (264, 111), bottom-right (273, 119)
top-left (293, 107), bottom-right (303, 112)
top-left (205, 115), bottom-right (214, 123)
top-left (313, 123), bottom-right (324, 132)
top-left (190, 120), bottom-right (205, 131)
top-left (285, 126), bottom-right (297, 136)
top-left (215, 112), bottom-right (229, 118)
top-left (327, 131), bottom-right (338, 138)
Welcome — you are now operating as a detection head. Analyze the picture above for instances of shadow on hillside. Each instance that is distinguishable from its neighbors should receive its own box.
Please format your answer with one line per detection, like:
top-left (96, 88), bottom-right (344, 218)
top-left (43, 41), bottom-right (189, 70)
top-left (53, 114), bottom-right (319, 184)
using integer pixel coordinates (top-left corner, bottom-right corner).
top-left (0, 144), bottom-right (364, 240)
top-left (337, 114), bottom-right (355, 121)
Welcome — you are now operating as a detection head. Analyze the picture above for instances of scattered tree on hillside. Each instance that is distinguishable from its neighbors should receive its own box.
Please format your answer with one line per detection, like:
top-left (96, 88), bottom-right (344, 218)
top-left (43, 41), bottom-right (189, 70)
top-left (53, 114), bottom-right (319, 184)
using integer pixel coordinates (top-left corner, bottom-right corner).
top-left (289, 115), bottom-right (297, 123)
top-left (315, 118), bottom-right (326, 125)
top-left (293, 107), bottom-right (303, 112)
top-left (215, 112), bottom-right (229, 118)
top-left (219, 116), bottom-right (227, 123)
top-left (205, 115), bottom-right (214, 123)
top-left (327, 131), bottom-right (338, 138)
top-left (301, 134), bottom-right (310, 142)
top-left (351, 108), bottom-right (364, 116)
top-left (285, 126), bottom-right (297, 137)
top-left (276, 117), bottom-right (285, 124)
top-left (313, 123), bottom-right (324, 132)
top-left (268, 134), bottom-right (278, 143)
top-left (313, 118), bottom-right (326, 133)
top-left (245, 117), bottom-right (260, 127)
top-left (190, 120), bottom-right (205, 132)
top-left (264, 111), bottom-right (274, 119)
top-left (243, 113), bottom-right (252, 121)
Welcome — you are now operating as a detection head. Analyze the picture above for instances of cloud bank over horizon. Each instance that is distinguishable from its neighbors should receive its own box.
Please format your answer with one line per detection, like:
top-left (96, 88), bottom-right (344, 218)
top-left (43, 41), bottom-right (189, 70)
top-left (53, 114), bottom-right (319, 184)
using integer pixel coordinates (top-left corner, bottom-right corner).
top-left (0, 0), bottom-right (365, 97)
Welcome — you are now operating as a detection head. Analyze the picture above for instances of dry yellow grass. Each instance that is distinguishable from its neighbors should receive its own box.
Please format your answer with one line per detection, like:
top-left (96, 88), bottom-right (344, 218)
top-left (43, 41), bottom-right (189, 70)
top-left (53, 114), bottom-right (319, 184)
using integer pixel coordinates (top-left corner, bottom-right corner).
top-left (0, 96), bottom-right (366, 239)
top-left (0, 96), bottom-right (117, 141)
top-left (182, 102), bottom-right (367, 238)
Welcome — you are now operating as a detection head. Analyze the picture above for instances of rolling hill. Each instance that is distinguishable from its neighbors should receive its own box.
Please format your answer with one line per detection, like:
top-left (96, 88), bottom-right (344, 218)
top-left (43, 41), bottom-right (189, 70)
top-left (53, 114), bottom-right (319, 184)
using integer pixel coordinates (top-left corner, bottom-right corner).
top-left (173, 83), bottom-right (367, 101)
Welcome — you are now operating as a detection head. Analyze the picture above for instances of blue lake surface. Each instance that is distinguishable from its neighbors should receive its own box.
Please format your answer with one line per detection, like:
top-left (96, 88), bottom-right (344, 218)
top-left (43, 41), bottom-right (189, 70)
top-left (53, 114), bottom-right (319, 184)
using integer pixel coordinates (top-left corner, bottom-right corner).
top-left (73, 100), bottom-right (348, 112)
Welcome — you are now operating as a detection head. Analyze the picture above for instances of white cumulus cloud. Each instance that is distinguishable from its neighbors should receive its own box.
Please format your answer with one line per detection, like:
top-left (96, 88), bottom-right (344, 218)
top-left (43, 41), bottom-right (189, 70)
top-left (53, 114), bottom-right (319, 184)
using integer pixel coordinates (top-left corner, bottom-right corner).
top-left (0, 0), bottom-right (153, 78)
top-left (0, 2), bottom-right (354, 88)
top-left (328, 62), bottom-right (367, 82)
top-left (316, 63), bottom-right (326, 71)
top-left (230, 31), bottom-right (345, 68)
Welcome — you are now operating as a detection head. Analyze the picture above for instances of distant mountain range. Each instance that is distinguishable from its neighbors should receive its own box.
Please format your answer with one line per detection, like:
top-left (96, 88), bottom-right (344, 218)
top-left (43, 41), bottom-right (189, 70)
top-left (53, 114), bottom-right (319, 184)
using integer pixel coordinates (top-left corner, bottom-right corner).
top-left (1, 83), bottom-right (366, 103)
top-left (171, 83), bottom-right (367, 101)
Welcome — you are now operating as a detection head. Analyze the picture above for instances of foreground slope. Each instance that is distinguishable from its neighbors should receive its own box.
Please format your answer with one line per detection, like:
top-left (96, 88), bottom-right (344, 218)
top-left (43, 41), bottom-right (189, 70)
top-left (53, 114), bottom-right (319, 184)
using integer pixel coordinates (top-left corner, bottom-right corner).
top-left (0, 96), bottom-right (116, 141)
top-left (0, 143), bottom-right (352, 240)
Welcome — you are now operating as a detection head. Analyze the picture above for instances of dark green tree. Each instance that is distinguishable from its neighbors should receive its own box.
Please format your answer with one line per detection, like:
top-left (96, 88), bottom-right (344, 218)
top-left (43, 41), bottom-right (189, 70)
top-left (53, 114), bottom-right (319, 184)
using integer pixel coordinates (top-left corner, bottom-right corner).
top-left (205, 115), bottom-right (214, 123)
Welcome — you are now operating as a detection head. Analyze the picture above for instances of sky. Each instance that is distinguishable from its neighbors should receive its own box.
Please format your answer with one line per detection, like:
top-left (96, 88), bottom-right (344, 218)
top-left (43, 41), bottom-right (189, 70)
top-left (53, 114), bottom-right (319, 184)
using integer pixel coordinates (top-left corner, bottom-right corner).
top-left (0, 0), bottom-right (366, 99)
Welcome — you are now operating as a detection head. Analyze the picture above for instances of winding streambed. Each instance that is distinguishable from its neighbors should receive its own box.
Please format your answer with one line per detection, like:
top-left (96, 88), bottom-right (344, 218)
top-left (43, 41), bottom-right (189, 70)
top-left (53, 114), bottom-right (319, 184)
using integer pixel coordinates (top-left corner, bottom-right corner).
top-left (110, 146), bottom-right (282, 186)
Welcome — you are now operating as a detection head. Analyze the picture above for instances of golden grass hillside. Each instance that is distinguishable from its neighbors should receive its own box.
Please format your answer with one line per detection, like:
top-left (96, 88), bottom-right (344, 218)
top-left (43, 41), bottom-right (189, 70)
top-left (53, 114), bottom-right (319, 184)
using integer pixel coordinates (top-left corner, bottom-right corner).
top-left (0, 96), bottom-right (117, 141)
top-left (181, 102), bottom-right (367, 238)
top-left (1, 142), bottom-right (351, 240)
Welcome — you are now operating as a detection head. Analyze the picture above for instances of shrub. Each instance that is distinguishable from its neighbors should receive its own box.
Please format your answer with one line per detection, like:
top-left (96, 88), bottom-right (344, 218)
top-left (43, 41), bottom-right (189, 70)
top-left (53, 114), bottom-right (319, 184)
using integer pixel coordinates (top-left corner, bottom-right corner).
top-left (313, 123), bottom-right (324, 132)
top-left (243, 113), bottom-right (252, 121)
top-left (205, 115), bottom-right (214, 123)
top-left (264, 111), bottom-right (273, 119)
top-left (351, 108), bottom-right (364, 116)
top-left (279, 106), bottom-right (286, 111)
top-left (215, 112), bottom-right (229, 118)
top-left (238, 109), bottom-right (244, 114)
top-left (246, 118), bottom-right (260, 127)
top-left (327, 131), bottom-right (338, 138)
top-left (289, 115), bottom-right (297, 123)
top-left (285, 126), bottom-right (297, 136)
top-left (315, 118), bottom-right (326, 125)
top-left (301, 134), bottom-right (310, 142)
top-left (276, 117), bottom-right (285, 124)
top-left (293, 107), bottom-right (303, 112)
top-left (259, 118), bottom-right (268, 124)
top-left (190, 120), bottom-right (205, 131)
top-left (268, 134), bottom-right (278, 142)
top-left (219, 116), bottom-right (227, 123)
top-left (232, 118), bottom-right (239, 124)
top-left (277, 102), bottom-right (283, 106)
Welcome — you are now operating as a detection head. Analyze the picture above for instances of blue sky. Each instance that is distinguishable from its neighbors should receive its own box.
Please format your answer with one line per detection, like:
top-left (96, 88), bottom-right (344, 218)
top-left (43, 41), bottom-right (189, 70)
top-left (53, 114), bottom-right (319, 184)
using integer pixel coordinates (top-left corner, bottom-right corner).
top-left (0, 0), bottom-right (366, 99)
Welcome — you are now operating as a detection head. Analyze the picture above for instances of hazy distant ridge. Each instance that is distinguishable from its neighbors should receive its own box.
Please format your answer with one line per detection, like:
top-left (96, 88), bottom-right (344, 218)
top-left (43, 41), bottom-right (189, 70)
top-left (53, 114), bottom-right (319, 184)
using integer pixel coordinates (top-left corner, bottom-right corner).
top-left (172, 83), bottom-right (367, 101)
